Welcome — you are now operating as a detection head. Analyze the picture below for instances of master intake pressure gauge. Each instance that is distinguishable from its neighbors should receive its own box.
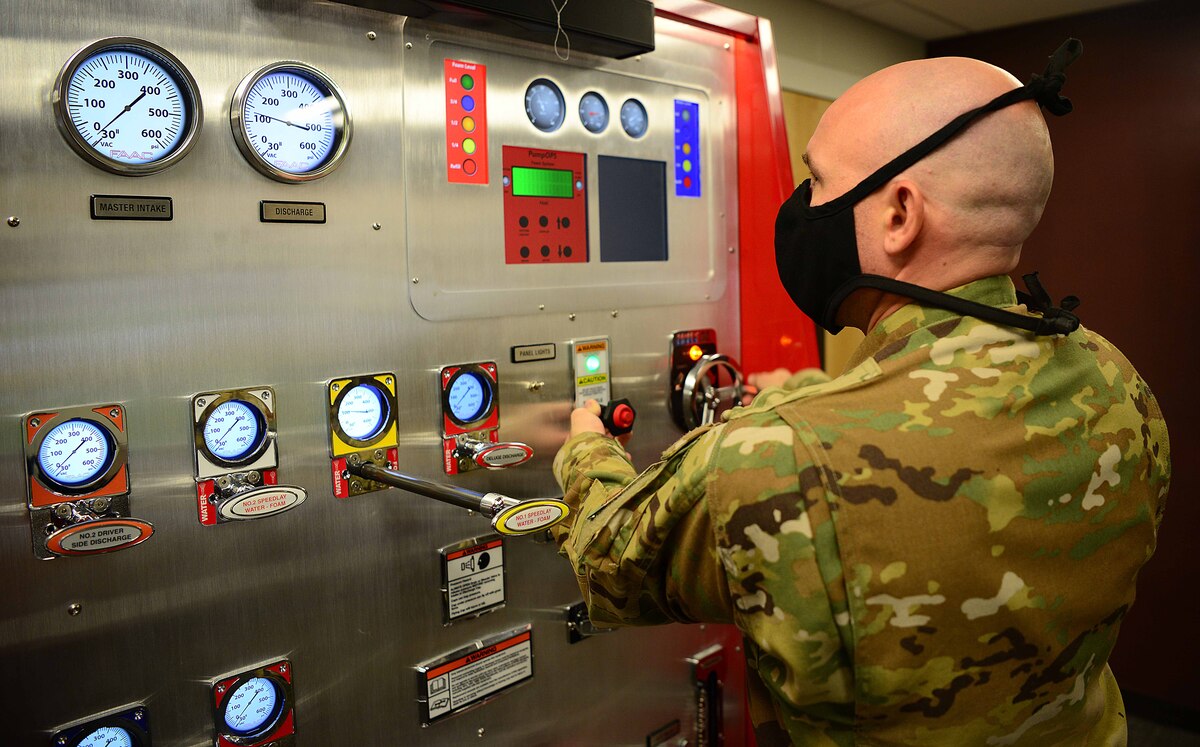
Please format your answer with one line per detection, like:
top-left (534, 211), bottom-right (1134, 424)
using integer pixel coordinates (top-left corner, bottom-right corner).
top-left (231, 61), bottom-right (351, 182)
top-left (54, 37), bottom-right (203, 175)
top-left (525, 78), bottom-right (565, 132)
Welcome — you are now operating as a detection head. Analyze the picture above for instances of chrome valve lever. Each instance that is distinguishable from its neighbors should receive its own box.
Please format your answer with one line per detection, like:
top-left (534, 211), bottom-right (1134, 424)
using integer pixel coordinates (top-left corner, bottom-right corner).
top-left (345, 456), bottom-right (568, 536)
top-left (453, 435), bottom-right (534, 470)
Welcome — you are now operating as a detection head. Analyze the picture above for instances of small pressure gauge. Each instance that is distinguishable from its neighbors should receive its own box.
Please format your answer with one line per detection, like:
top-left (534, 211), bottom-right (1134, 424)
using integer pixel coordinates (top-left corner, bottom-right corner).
top-left (213, 661), bottom-right (295, 746)
top-left (198, 397), bottom-right (268, 466)
top-left (221, 676), bottom-right (285, 737)
top-left (54, 37), bottom-right (203, 175)
top-left (76, 726), bottom-right (135, 747)
top-left (620, 98), bottom-right (648, 138)
top-left (37, 418), bottom-right (114, 490)
top-left (578, 91), bottom-right (609, 133)
top-left (231, 61), bottom-right (351, 182)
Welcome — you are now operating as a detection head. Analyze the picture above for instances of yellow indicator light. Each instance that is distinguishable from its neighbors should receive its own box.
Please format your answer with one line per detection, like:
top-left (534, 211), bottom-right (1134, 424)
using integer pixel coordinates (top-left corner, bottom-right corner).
top-left (688, 344), bottom-right (704, 361)
top-left (462, 116), bottom-right (475, 133)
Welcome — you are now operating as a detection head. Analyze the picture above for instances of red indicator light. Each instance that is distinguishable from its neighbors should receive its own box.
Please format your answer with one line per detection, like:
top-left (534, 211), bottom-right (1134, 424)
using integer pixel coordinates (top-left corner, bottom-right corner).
top-left (688, 344), bottom-right (704, 361)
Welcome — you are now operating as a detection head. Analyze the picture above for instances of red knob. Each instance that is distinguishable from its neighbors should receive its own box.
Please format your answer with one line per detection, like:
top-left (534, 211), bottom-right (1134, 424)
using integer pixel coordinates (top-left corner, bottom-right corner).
top-left (612, 404), bottom-right (635, 429)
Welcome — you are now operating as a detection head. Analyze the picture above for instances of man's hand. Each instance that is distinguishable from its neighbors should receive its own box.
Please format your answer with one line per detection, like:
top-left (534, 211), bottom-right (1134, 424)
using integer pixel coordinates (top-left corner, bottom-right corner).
top-left (569, 400), bottom-right (632, 458)
top-left (741, 367), bottom-right (794, 405)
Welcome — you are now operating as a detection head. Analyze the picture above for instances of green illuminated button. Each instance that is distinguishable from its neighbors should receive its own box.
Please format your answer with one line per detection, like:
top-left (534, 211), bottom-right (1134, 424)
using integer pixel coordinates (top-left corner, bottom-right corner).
top-left (585, 355), bottom-right (601, 372)
top-left (463, 138), bottom-right (477, 155)
top-left (461, 74), bottom-right (474, 90)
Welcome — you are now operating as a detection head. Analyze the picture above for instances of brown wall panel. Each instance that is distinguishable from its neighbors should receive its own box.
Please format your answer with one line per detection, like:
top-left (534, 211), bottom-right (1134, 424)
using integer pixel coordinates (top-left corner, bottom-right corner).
top-left (931, 0), bottom-right (1200, 711)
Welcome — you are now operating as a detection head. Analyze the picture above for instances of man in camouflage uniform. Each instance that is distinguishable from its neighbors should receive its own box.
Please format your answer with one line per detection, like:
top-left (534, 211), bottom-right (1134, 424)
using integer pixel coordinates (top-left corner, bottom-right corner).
top-left (552, 53), bottom-right (1170, 745)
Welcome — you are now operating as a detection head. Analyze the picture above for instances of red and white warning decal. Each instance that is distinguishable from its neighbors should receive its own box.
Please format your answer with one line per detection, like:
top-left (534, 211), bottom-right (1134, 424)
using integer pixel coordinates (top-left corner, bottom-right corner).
top-left (419, 626), bottom-right (533, 723)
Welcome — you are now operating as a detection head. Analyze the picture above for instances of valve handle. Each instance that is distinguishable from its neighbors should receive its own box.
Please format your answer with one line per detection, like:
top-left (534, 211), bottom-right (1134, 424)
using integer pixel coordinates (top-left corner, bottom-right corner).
top-left (599, 398), bottom-right (637, 436)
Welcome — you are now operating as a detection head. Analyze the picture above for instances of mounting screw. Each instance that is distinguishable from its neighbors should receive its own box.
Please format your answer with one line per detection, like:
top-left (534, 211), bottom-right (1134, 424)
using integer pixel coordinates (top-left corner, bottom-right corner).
top-left (568, 313), bottom-right (576, 321)
top-left (728, 246), bottom-right (736, 253)
top-left (373, 449), bottom-right (384, 460)
top-left (29, 417), bottom-right (40, 427)
top-left (67, 603), bottom-right (82, 616)
top-left (216, 476), bottom-right (232, 490)
top-left (247, 471), bottom-right (261, 485)
top-left (57, 738), bottom-right (67, 746)
top-left (385, 376), bottom-right (394, 386)
top-left (6, 216), bottom-right (19, 227)
top-left (412, 277), bottom-right (420, 284)
top-left (217, 684), bottom-right (226, 693)
top-left (110, 408), bottom-right (120, 418)
top-left (280, 663), bottom-right (288, 673)
top-left (538, 304), bottom-right (545, 311)
top-left (91, 496), bottom-right (111, 514)
top-left (366, 30), bottom-right (377, 40)
top-left (527, 381), bottom-right (544, 392)
top-left (406, 42), bottom-right (414, 49)
top-left (54, 503), bottom-right (73, 520)
top-left (332, 382), bottom-right (341, 392)
top-left (262, 391), bottom-right (270, 399)
top-left (133, 709), bottom-right (145, 721)
top-left (350, 480), bottom-right (362, 491)
top-left (478, 728), bottom-right (486, 738)
top-left (348, 453), bottom-right (362, 467)
top-left (373, 222), bottom-right (381, 230)
top-left (610, 310), bottom-right (619, 318)
top-left (723, 42), bottom-right (731, 51)
top-left (196, 398), bottom-right (206, 407)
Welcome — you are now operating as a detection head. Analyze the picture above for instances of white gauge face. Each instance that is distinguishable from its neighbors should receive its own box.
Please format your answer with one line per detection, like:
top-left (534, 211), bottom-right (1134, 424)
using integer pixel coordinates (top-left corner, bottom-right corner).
top-left (236, 65), bottom-right (347, 179)
top-left (77, 726), bottom-right (133, 747)
top-left (578, 92), bottom-right (609, 133)
top-left (61, 46), bottom-right (192, 168)
top-left (448, 372), bottom-right (490, 424)
top-left (38, 419), bottom-right (112, 488)
top-left (620, 98), bottom-right (648, 138)
top-left (224, 677), bottom-right (280, 735)
top-left (525, 79), bottom-right (565, 132)
top-left (338, 384), bottom-right (387, 441)
top-left (202, 399), bottom-right (263, 463)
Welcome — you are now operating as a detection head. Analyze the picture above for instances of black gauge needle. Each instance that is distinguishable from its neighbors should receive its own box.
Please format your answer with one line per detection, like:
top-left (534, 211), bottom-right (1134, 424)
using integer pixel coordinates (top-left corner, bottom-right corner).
top-left (55, 436), bottom-right (91, 476)
top-left (259, 114), bottom-right (308, 130)
top-left (100, 91), bottom-right (147, 130)
top-left (213, 417), bottom-right (243, 448)
top-left (236, 687), bottom-right (263, 723)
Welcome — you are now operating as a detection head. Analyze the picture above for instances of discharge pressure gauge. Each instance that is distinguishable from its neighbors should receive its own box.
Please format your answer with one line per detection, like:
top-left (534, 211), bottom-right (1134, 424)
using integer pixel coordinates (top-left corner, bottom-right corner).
top-left (231, 61), bottom-right (351, 182)
top-left (76, 726), bottom-right (135, 747)
top-left (620, 98), bottom-right (648, 138)
top-left (443, 368), bottom-right (496, 428)
top-left (336, 382), bottom-right (390, 442)
top-left (200, 399), bottom-right (267, 465)
top-left (525, 78), bottom-right (565, 132)
top-left (54, 37), bottom-right (203, 175)
top-left (212, 660), bottom-right (295, 746)
top-left (37, 418), bottom-right (115, 491)
top-left (578, 91), bottom-right (609, 133)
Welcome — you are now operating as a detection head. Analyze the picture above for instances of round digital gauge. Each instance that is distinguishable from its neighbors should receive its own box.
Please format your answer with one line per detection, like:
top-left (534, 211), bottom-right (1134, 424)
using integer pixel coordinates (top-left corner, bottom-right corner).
top-left (445, 370), bottom-right (494, 426)
top-left (37, 418), bottom-right (115, 491)
top-left (620, 98), bottom-right (648, 138)
top-left (578, 91), bottom-right (609, 133)
top-left (525, 78), bottom-right (565, 132)
top-left (220, 676), bottom-right (286, 738)
top-left (337, 383), bottom-right (390, 443)
top-left (75, 726), bottom-right (134, 747)
top-left (201, 399), bottom-right (266, 464)
top-left (53, 37), bottom-right (203, 175)
top-left (231, 61), bottom-right (351, 182)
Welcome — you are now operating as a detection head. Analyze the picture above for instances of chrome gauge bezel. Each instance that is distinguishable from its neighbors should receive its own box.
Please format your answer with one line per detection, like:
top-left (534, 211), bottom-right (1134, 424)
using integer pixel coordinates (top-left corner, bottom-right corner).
top-left (230, 60), bottom-right (352, 183)
top-left (52, 37), bottom-right (204, 176)
top-left (578, 91), bottom-right (609, 134)
top-left (194, 392), bottom-right (274, 468)
top-left (524, 77), bottom-right (566, 133)
top-left (30, 414), bottom-right (126, 496)
top-left (442, 366), bottom-right (497, 429)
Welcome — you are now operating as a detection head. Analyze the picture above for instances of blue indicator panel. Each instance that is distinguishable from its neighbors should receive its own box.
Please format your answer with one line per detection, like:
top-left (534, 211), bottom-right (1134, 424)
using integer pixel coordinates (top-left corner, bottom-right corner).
top-left (674, 100), bottom-right (701, 198)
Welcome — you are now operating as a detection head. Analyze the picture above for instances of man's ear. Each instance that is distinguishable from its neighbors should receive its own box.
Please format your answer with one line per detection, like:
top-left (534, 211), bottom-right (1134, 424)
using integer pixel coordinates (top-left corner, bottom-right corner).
top-left (881, 180), bottom-right (924, 257)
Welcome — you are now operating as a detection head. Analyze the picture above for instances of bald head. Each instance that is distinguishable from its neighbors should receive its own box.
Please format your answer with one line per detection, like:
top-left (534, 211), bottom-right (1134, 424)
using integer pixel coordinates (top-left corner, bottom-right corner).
top-left (807, 57), bottom-right (1055, 292)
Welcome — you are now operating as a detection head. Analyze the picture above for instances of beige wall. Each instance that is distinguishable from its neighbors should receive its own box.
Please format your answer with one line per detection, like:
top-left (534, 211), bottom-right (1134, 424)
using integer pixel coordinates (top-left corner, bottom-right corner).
top-left (716, 0), bottom-right (924, 98)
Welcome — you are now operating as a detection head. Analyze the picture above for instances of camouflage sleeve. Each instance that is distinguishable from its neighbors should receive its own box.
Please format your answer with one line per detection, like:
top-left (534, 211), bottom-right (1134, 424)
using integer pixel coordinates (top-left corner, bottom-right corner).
top-left (748, 368), bottom-right (834, 410)
top-left (551, 429), bottom-right (735, 626)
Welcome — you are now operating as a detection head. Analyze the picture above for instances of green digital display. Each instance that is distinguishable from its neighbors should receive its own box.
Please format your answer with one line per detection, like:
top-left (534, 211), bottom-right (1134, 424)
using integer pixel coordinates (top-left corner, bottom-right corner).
top-left (511, 166), bottom-right (574, 198)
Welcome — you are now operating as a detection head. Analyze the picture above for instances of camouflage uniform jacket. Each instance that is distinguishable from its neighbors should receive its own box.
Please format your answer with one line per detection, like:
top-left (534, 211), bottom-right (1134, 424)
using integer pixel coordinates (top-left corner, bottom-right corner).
top-left (552, 276), bottom-right (1170, 746)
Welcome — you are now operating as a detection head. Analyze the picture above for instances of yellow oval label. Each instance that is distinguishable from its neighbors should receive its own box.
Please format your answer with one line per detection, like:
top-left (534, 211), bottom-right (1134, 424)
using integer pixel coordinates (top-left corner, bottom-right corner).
top-left (493, 500), bottom-right (570, 535)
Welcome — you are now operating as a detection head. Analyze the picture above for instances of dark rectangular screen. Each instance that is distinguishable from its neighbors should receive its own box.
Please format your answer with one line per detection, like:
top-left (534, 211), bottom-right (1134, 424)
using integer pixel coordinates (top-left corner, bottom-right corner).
top-left (598, 156), bottom-right (668, 262)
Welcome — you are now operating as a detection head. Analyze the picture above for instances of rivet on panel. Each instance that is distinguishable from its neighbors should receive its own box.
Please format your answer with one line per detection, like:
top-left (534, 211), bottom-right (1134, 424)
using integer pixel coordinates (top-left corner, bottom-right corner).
top-left (91, 496), bottom-right (111, 514)
top-left (332, 382), bottom-right (341, 392)
top-left (133, 709), bottom-right (145, 721)
top-left (29, 417), bottom-right (40, 427)
top-left (478, 728), bottom-right (486, 738)
top-left (366, 31), bottom-right (377, 40)
top-left (728, 246), bottom-right (736, 253)
top-left (412, 277), bottom-right (420, 284)
top-left (110, 408), bottom-right (120, 418)
top-left (568, 313), bottom-right (576, 321)
top-left (406, 42), bottom-right (414, 50)
top-left (373, 222), bottom-right (381, 230)
top-left (68, 603), bottom-right (82, 616)
top-left (385, 376), bottom-right (394, 385)
top-left (724, 42), bottom-right (731, 51)
top-left (610, 310), bottom-right (619, 318)
top-left (538, 304), bottom-right (545, 311)
top-left (6, 216), bottom-right (19, 227)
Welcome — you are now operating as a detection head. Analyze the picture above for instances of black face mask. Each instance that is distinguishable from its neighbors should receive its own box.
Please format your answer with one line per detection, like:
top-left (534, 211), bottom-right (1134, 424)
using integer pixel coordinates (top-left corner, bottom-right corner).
top-left (775, 39), bottom-right (1083, 337)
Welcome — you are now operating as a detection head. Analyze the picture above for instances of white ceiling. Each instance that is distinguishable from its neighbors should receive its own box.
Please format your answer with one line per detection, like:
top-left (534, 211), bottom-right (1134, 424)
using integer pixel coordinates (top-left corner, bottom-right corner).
top-left (808, 0), bottom-right (1148, 40)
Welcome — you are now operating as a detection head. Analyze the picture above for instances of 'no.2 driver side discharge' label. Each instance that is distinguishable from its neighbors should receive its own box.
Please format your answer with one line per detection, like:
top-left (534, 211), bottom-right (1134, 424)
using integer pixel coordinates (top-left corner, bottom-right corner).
top-left (419, 626), bottom-right (533, 723)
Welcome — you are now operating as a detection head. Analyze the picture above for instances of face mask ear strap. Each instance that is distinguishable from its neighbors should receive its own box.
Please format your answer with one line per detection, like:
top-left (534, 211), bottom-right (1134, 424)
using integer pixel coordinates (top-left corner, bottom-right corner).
top-left (805, 38), bottom-right (1083, 218)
